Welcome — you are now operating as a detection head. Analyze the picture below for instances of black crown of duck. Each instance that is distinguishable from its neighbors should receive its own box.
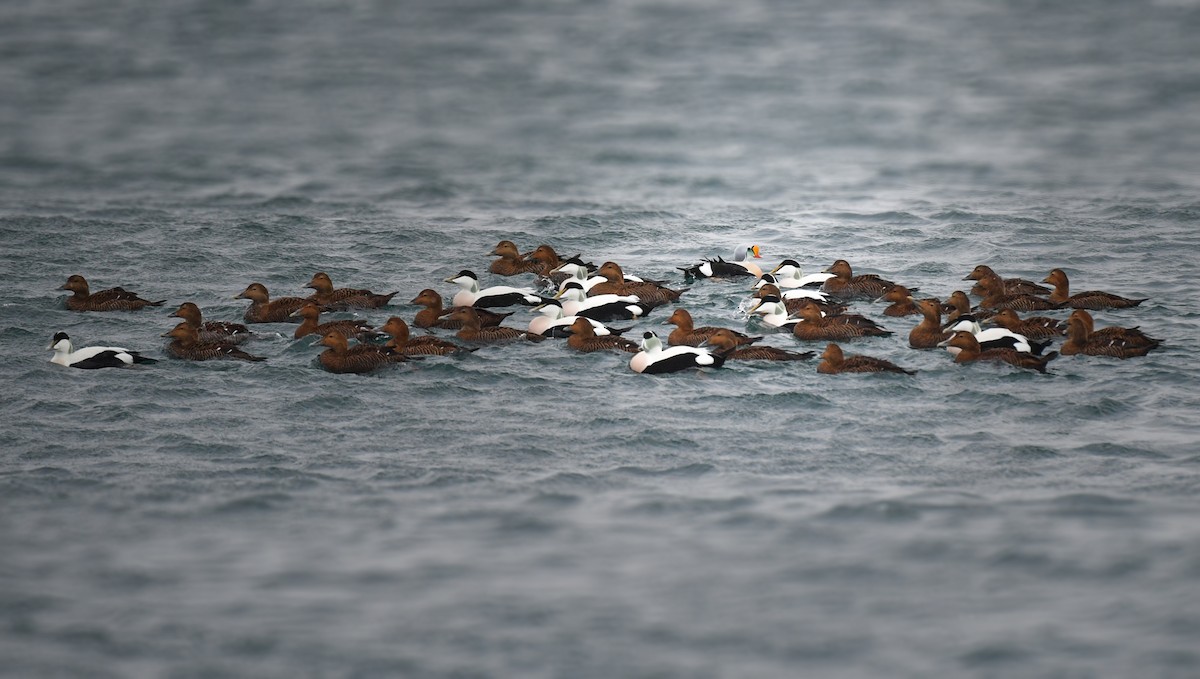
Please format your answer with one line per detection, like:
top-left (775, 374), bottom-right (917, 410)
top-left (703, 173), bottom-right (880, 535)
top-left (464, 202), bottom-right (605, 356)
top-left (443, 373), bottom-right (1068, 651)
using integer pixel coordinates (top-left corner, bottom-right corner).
top-left (305, 272), bottom-right (397, 309)
top-left (61, 274), bottom-right (165, 311)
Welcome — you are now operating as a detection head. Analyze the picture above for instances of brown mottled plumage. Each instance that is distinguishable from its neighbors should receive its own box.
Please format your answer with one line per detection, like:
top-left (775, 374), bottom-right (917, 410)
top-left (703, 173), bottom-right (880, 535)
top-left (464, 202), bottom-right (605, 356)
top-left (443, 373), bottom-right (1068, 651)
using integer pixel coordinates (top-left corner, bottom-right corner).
top-left (587, 262), bottom-right (685, 306)
top-left (236, 283), bottom-right (308, 323)
top-left (316, 332), bottom-right (404, 374)
top-left (60, 275), bottom-right (164, 312)
top-left (565, 318), bottom-right (640, 353)
top-left (445, 307), bottom-right (529, 344)
top-left (908, 298), bottom-right (952, 349)
top-left (162, 323), bottom-right (266, 362)
top-left (964, 265), bottom-right (1050, 296)
top-left (1069, 309), bottom-right (1160, 348)
top-left (489, 240), bottom-right (543, 276)
top-left (409, 289), bottom-right (513, 329)
top-left (879, 285), bottom-right (920, 317)
top-left (943, 290), bottom-right (996, 323)
top-left (663, 308), bottom-right (758, 347)
top-left (704, 329), bottom-right (814, 361)
top-left (817, 343), bottom-right (914, 374)
top-left (291, 302), bottom-right (378, 341)
top-left (1061, 313), bottom-right (1159, 358)
top-left (943, 331), bottom-right (1057, 372)
top-left (171, 302), bottom-right (253, 344)
top-left (305, 272), bottom-right (397, 309)
top-left (820, 260), bottom-right (899, 301)
top-left (1042, 269), bottom-right (1147, 309)
top-left (977, 276), bottom-right (1063, 312)
top-left (987, 309), bottom-right (1066, 340)
top-left (791, 300), bottom-right (892, 341)
top-left (379, 317), bottom-right (473, 356)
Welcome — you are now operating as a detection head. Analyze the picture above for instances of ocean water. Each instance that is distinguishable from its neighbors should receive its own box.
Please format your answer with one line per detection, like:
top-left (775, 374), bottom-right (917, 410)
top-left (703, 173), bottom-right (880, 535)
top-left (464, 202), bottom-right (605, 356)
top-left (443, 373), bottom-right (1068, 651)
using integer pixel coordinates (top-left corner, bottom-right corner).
top-left (3, 1), bottom-right (1200, 677)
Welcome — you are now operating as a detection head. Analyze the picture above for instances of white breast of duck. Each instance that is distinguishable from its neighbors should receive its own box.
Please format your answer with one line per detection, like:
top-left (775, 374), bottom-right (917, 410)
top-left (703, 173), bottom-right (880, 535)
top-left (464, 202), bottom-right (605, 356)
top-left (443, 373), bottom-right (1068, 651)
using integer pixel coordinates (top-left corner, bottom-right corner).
top-left (768, 260), bottom-right (837, 289)
top-left (629, 331), bottom-right (723, 374)
top-left (48, 332), bottom-right (157, 369)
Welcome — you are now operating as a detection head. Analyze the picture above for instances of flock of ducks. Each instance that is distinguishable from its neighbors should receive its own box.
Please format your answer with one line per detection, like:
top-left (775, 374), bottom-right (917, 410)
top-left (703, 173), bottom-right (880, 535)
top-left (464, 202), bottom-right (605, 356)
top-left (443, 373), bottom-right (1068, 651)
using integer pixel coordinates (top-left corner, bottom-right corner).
top-left (49, 242), bottom-right (1161, 375)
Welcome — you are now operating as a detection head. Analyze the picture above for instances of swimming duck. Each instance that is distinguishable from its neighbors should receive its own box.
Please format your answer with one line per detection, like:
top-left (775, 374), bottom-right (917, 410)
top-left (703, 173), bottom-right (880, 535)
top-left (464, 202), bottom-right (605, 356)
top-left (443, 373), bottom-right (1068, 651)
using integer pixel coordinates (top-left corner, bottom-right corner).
top-left (444, 270), bottom-right (547, 308)
top-left (940, 331), bottom-right (1057, 373)
top-left (236, 283), bottom-right (308, 323)
top-left (1061, 313), bottom-right (1159, 358)
top-left (378, 317), bottom-right (474, 356)
top-left (162, 323), bottom-right (266, 362)
top-left (629, 331), bottom-right (725, 374)
top-left (488, 240), bottom-right (544, 276)
top-left (170, 302), bottom-right (255, 344)
top-left (985, 309), bottom-right (1067, 340)
top-left (790, 299), bottom-right (892, 341)
top-left (678, 245), bottom-right (763, 280)
top-left (908, 298), bottom-right (953, 349)
top-left (527, 244), bottom-right (596, 279)
top-left (964, 265), bottom-right (1050, 296)
top-left (942, 315), bottom-right (1049, 355)
top-left (304, 272), bottom-right (397, 309)
top-left (444, 307), bottom-right (531, 344)
top-left (290, 302), bottom-right (380, 341)
top-left (527, 302), bottom-right (628, 338)
top-left (565, 318), bottom-right (640, 353)
top-left (60, 275), bottom-right (165, 312)
top-left (703, 329), bottom-right (814, 362)
top-left (1042, 269), bottom-right (1147, 309)
top-left (47, 332), bottom-right (158, 369)
top-left (753, 283), bottom-right (847, 317)
top-left (663, 308), bottom-right (759, 347)
top-left (316, 331), bottom-right (403, 374)
top-left (408, 289), bottom-right (512, 329)
top-left (944, 290), bottom-right (995, 323)
top-left (820, 260), bottom-right (903, 301)
top-left (878, 285), bottom-right (920, 317)
top-left (976, 276), bottom-right (1063, 312)
top-left (1068, 309), bottom-right (1161, 348)
top-left (552, 262), bottom-right (609, 293)
top-left (816, 343), bottom-right (914, 375)
top-left (555, 283), bottom-right (655, 321)
top-left (746, 295), bottom-right (800, 330)
top-left (767, 259), bottom-right (835, 289)
top-left (588, 262), bottom-right (686, 306)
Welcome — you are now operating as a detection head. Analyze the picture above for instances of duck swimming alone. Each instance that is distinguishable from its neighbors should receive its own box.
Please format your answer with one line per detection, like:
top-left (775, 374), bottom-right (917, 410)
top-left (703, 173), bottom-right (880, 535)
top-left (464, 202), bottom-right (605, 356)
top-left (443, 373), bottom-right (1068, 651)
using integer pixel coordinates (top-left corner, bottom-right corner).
top-left (47, 332), bottom-right (158, 369)
top-left (816, 343), bottom-right (914, 375)
top-left (60, 275), bottom-right (165, 312)
top-left (663, 308), bottom-right (759, 347)
top-left (678, 245), bottom-right (763, 280)
top-left (236, 283), bottom-right (308, 323)
top-left (170, 302), bottom-right (255, 344)
top-left (1042, 269), bottom-right (1147, 310)
top-left (444, 270), bottom-right (547, 308)
top-left (162, 323), bottom-right (266, 362)
top-left (703, 329), bottom-right (814, 362)
top-left (305, 272), bottom-right (397, 310)
top-left (629, 331), bottom-right (725, 374)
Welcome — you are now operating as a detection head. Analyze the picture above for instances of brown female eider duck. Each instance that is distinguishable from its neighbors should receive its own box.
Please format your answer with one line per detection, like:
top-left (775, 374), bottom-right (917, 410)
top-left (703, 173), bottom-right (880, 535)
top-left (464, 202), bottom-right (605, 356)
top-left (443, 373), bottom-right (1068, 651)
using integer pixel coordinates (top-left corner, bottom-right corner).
top-left (664, 308), bottom-right (759, 347)
top-left (944, 290), bottom-right (996, 323)
top-left (378, 317), bottom-right (473, 356)
top-left (565, 318), bottom-right (640, 353)
top-left (488, 241), bottom-right (543, 276)
top-left (170, 302), bottom-right (254, 344)
top-left (316, 331), bottom-right (404, 374)
top-left (940, 331), bottom-right (1057, 373)
top-left (879, 285), bottom-right (920, 317)
top-left (236, 283), bottom-right (308, 323)
top-left (704, 329), bottom-right (814, 362)
top-left (986, 309), bottom-right (1067, 340)
top-left (290, 302), bottom-right (379, 341)
top-left (976, 276), bottom-right (1062, 312)
top-left (304, 272), bottom-right (397, 309)
top-left (408, 289), bottom-right (513, 329)
top-left (1061, 312), bottom-right (1160, 358)
top-left (1042, 269), bottom-right (1147, 309)
top-left (817, 343), bottom-right (914, 374)
top-left (587, 262), bottom-right (687, 306)
top-left (964, 265), bottom-right (1050, 297)
top-left (444, 307), bottom-right (530, 344)
top-left (162, 323), bottom-right (266, 362)
top-left (791, 299), bottom-right (892, 341)
top-left (60, 275), bottom-right (164, 312)
top-left (908, 298), bottom-right (953, 349)
top-left (819, 260), bottom-right (902, 302)
top-left (1068, 309), bottom-right (1160, 348)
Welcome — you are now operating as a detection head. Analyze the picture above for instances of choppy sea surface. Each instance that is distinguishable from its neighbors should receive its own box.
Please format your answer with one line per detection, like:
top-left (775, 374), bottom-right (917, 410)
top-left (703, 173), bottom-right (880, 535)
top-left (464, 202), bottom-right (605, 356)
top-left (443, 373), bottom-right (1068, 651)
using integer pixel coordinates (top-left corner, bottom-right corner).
top-left (3, 1), bottom-right (1200, 677)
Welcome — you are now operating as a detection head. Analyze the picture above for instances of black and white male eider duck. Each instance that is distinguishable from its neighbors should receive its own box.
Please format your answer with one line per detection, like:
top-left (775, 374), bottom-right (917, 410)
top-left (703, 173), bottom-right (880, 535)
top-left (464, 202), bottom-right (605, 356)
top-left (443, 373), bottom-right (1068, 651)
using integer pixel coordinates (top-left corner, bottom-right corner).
top-left (817, 343), bottom-right (914, 375)
top-left (767, 259), bottom-right (835, 289)
top-left (60, 275), bottom-right (165, 312)
top-left (629, 331), bottom-right (725, 374)
top-left (555, 282), bottom-right (655, 321)
top-left (527, 301), bottom-right (629, 338)
top-left (702, 329), bottom-right (814, 362)
top-left (444, 270), bottom-right (547, 308)
top-left (235, 283), bottom-right (308, 323)
top-left (47, 332), bottom-right (158, 369)
top-left (162, 323), bottom-right (267, 362)
top-left (304, 272), bottom-right (397, 310)
top-left (940, 331), bottom-right (1058, 372)
top-left (171, 302), bottom-right (255, 344)
top-left (678, 245), bottom-right (763, 280)
top-left (1042, 268), bottom-right (1147, 310)
top-left (942, 315), bottom-right (1049, 355)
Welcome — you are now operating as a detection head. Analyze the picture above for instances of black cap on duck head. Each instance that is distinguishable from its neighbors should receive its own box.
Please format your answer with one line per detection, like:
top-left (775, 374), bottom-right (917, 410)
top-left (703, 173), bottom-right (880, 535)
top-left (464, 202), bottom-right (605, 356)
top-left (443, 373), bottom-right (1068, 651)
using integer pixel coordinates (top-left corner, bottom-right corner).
top-left (453, 270), bottom-right (477, 280)
top-left (52, 331), bottom-right (69, 343)
top-left (778, 259), bottom-right (801, 268)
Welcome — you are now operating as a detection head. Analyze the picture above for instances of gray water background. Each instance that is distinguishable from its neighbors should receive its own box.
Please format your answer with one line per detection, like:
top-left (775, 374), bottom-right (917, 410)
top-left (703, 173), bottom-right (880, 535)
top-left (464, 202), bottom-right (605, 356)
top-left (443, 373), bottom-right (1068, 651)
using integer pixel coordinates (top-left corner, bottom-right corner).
top-left (3, 1), bottom-right (1200, 676)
